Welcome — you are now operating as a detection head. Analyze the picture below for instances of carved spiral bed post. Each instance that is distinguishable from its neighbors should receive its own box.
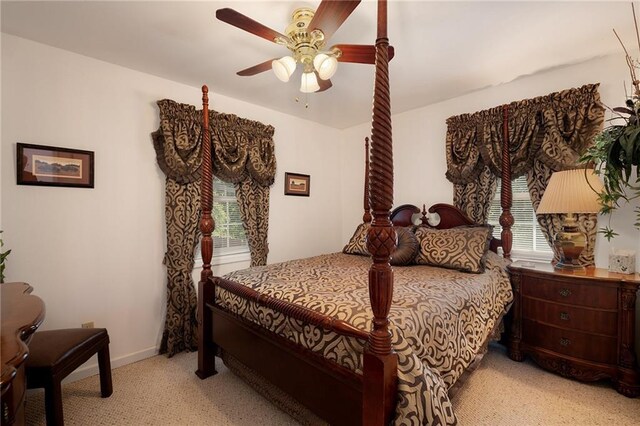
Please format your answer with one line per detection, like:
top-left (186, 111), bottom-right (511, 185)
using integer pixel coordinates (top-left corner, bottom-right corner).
top-left (363, 137), bottom-right (372, 224)
top-left (499, 105), bottom-right (513, 259)
top-left (363, 1), bottom-right (398, 424)
top-left (196, 85), bottom-right (217, 379)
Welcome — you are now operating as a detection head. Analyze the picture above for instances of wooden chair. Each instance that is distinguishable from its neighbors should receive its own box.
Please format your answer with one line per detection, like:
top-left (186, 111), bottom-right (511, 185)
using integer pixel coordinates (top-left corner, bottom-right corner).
top-left (25, 328), bottom-right (113, 426)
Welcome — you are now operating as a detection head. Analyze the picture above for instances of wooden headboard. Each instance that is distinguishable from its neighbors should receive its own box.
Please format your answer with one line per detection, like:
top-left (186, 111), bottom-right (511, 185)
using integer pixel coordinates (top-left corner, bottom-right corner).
top-left (390, 203), bottom-right (503, 254)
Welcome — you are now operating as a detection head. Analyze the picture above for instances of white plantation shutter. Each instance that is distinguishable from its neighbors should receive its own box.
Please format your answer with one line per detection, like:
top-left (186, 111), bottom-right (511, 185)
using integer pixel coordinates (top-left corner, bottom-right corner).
top-left (212, 178), bottom-right (248, 255)
top-left (487, 176), bottom-right (552, 257)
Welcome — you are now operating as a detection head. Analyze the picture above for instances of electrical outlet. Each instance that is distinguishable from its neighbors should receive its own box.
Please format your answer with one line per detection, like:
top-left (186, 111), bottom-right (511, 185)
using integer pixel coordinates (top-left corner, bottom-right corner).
top-left (81, 321), bottom-right (94, 329)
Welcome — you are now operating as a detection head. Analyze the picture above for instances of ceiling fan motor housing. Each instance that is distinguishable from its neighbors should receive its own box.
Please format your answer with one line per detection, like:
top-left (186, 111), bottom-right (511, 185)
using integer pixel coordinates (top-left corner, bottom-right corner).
top-left (285, 8), bottom-right (326, 68)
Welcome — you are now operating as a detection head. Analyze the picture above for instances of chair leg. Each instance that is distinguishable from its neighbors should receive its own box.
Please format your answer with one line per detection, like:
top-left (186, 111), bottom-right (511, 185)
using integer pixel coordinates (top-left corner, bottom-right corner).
top-left (97, 343), bottom-right (113, 398)
top-left (44, 379), bottom-right (64, 426)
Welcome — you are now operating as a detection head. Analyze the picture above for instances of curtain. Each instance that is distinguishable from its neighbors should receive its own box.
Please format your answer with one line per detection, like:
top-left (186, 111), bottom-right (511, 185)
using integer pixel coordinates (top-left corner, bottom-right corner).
top-left (152, 100), bottom-right (203, 356)
top-left (453, 166), bottom-right (497, 224)
top-left (210, 111), bottom-right (276, 266)
top-left (445, 83), bottom-right (605, 265)
top-left (153, 100), bottom-right (276, 356)
top-left (524, 85), bottom-right (605, 266)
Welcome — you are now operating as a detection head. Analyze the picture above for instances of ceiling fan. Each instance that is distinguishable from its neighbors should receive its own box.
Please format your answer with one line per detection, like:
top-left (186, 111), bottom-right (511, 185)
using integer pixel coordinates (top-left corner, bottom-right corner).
top-left (216, 0), bottom-right (395, 93)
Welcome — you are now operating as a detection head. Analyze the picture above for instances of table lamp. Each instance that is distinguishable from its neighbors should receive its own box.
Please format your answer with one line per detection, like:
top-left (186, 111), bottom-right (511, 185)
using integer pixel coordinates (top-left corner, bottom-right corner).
top-left (536, 168), bottom-right (604, 270)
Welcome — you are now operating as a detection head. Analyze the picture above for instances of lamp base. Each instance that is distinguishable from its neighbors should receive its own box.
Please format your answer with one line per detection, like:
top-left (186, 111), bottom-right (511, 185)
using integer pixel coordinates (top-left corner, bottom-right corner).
top-left (553, 214), bottom-right (586, 271)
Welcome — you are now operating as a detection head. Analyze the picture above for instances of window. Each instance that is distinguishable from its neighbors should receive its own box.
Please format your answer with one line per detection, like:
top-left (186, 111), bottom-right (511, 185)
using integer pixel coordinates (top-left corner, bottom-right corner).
top-left (212, 178), bottom-right (249, 257)
top-left (487, 175), bottom-right (552, 260)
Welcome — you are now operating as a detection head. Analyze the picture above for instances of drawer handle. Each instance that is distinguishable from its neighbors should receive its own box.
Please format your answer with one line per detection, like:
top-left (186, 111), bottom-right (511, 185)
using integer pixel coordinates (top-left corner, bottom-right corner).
top-left (560, 338), bottom-right (571, 347)
top-left (560, 312), bottom-right (570, 321)
top-left (559, 288), bottom-right (572, 297)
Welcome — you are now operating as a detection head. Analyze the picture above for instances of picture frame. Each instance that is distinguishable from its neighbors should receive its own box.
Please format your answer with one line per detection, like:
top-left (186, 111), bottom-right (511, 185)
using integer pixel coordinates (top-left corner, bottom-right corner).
top-left (17, 143), bottom-right (95, 188)
top-left (284, 172), bottom-right (310, 197)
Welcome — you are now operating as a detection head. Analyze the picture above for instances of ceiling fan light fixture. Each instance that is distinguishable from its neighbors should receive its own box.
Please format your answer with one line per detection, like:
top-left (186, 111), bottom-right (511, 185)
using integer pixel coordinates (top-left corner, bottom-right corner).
top-left (272, 56), bottom-right (296, 82)
top-left (300, 72), bottom-right (320, 93)
top-left (313, 53), bottom-right (338, 80)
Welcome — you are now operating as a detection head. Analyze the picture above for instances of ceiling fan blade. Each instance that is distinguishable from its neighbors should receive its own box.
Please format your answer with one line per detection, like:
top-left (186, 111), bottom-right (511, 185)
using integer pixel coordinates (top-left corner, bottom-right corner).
top-left (237, 59), bottom-right (276, 76)
top-left (315, 72), bottom-right (333, 92)
top-left (216, 8), bottom-right (290, 44)
top-left (308, 0), bottom-right (361, 41)
top-left (333, 44), bottom-right (395, 64)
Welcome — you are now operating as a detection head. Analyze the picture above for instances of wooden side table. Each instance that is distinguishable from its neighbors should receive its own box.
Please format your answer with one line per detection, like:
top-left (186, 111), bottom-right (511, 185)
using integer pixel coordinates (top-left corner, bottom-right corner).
top-left (507, 261), bottom-right (640, 397)
top-left (1, 283), bottom-right (45, 425)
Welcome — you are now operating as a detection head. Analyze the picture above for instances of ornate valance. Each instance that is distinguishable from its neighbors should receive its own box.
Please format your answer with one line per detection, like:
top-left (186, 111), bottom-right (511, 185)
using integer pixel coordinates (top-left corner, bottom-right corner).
top-left (446, 83), bottom-right (605, 183)
top-left (210, 111), bottom-right (276, 186)
top-left (152, 100), bottom-right (203, 184)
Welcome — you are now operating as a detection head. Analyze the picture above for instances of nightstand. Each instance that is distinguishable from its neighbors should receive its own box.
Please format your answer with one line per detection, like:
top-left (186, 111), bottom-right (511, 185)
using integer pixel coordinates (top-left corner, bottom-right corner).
top-left (507, 261), bottom-right (640, 397)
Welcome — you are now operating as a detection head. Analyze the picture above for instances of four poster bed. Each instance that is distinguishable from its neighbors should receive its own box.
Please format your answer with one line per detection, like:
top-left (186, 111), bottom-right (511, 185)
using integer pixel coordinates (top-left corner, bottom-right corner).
top-left (195, 1), bottom-right (516, 424)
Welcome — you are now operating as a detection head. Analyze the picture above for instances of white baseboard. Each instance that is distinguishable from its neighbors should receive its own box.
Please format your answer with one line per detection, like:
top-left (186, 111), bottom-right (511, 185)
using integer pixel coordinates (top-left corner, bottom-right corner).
top-left (62, 346), bottom-right (158, 384)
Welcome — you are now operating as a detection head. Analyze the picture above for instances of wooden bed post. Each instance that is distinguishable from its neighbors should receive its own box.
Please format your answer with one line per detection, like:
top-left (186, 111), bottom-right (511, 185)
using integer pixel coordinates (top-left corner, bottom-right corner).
top-left (363, 1), bottom-right (398, 424)
top-left (499, 105), bottom-right (513, 259)
top-left (196, 85), bottom-right (217, 379)
top-left (363, 137), bottom-right (372, 224)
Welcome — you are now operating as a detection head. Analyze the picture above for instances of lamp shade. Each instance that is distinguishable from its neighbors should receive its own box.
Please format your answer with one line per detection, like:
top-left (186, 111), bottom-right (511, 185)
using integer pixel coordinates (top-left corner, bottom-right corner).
top-left (272, 56), bottom-right (296, 82)
top-left (536, 169), bottom-right (604, 214)
top-left (300, 72), bottom-right (320, 93)
top-left (313, 53), bottom-right (338, 80)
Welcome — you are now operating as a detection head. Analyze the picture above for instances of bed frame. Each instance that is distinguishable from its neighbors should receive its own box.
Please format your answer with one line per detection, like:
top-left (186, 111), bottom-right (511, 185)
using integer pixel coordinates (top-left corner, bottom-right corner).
top-left (195, 1), bottom-right (514, 424)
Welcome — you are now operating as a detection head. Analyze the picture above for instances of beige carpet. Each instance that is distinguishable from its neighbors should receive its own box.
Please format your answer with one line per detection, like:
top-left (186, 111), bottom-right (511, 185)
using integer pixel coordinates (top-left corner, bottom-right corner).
top-left (25, 344), bottom-right (640, 425)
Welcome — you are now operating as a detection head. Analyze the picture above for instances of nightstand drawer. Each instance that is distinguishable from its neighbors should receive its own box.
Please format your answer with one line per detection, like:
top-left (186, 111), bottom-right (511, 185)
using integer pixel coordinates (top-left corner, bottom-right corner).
top-left (523, 319), bottom-right (617, 364)
top-left (521, 276), bottom-right (617, 309)
top-left (522, 296), bottom-right (617, 336)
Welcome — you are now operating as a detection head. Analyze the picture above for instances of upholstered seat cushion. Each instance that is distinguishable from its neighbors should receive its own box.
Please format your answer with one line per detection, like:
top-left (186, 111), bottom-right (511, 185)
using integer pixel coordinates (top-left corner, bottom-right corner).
top-left (26, 328), bottom-right (109, 377)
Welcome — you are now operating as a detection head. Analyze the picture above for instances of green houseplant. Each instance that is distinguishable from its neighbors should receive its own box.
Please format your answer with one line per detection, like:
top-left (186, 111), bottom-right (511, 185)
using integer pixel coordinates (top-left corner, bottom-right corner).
top-left (0, 231), bottom-right (11, 283)
top-left (579, 7), bottom-right (640, 240)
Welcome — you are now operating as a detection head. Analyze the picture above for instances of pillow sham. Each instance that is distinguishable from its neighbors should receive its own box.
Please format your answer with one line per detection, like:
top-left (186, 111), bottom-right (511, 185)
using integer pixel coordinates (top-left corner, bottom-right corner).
top-left (343, 222), bottom-right (370, 256)
top-left (390, 227), bottom-right (419, 266)
top-left (414, 226), bottom-right (491, 273)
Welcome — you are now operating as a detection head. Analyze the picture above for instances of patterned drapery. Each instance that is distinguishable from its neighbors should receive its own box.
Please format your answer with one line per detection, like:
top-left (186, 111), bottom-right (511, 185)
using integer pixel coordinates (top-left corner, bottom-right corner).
top-left (152, 100), bottom-right (203, 355)
top-left (453, 166), bottom-right (497, 224)
top-left (210, 111), bottom-right (276, 266)
top-left (153, 99), bottom-right (276, 356)
top-left (445, 84), bottom-right (605, 266)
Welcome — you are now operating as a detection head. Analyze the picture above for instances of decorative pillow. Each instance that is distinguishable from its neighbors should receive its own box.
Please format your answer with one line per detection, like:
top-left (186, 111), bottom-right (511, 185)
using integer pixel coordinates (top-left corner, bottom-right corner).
top-left (343, 223), bottom-right (370, 256)
top-left (390, 227), bottom-right (419, 266)
top-left (414, 226), bottom-right (491, 273)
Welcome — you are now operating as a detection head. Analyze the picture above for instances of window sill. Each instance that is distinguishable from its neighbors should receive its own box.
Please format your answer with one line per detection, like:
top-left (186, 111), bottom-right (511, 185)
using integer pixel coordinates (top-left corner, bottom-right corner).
top-left (510, 250), bottom-right (553, 263)
top-left (194, 250), bottom-right (251, 268)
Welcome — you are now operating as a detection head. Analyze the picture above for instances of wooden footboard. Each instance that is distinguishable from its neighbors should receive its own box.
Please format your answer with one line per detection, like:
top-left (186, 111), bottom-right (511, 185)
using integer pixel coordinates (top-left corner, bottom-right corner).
top-left (203, 276), bottom-right (366, 425)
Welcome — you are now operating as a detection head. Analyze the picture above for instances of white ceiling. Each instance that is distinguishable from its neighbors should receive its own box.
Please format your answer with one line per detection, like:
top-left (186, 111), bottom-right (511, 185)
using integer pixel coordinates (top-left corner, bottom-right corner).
top-left (1, 1), bottom-right (637, 129)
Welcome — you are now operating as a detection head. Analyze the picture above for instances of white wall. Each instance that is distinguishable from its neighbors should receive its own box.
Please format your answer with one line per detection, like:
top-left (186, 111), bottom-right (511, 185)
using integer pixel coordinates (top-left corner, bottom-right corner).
top-left (1, 34), bottom-right (343, 374)
top-left (341, 53), bottom-right (640, 269)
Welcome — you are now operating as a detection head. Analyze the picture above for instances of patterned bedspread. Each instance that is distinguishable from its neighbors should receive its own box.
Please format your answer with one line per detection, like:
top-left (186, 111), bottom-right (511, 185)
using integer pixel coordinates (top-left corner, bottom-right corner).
top-left (218, 251), bottom-right (513, 425)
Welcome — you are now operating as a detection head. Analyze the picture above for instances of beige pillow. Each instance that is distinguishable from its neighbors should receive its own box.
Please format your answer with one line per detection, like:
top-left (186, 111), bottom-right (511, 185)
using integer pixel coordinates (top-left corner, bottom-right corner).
top-left (414, 226), bottom-right (491, 273)
top-left (343, 223), bottom-right (370, 256)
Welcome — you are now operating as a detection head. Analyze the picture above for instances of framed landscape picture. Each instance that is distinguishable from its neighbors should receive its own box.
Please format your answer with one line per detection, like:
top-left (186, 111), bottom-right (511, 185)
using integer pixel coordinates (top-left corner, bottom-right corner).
top-left (284, 172), bottom-right (310, 196)
top-left (17, 143), bottom-right (94, 188)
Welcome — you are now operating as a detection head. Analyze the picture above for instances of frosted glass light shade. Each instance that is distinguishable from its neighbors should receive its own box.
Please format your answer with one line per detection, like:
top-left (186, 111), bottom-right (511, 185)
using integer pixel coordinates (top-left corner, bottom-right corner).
top-left (300, 72), bottom-right (320, 93)
top-left (272, 56), bottom-right (296, 82)
top-left (313, 53), bottom-right (338, 80)
top-left (536, 169), bottom-right (604, 214)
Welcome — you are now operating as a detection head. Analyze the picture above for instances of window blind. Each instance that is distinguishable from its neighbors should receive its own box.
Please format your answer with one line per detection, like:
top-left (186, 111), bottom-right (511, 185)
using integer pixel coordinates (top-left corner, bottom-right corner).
top-left (487, 176), bottom-right (552, 254)
top-left (213, 178), bottom-right (248, 255)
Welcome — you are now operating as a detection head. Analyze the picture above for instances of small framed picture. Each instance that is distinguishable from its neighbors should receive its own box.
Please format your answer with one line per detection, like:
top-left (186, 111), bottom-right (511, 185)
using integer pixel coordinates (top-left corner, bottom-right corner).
top-left (284, 172), bottom-right (310, 197)
top-left (17, 143), bottom-right (94, 188)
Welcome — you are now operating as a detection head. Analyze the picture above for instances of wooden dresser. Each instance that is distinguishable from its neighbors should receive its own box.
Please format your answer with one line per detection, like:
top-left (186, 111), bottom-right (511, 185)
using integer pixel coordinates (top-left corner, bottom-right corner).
top-left (1, 283), bottom-right (45, 425)
top-left (507, 261), bottom-right (640, 397)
